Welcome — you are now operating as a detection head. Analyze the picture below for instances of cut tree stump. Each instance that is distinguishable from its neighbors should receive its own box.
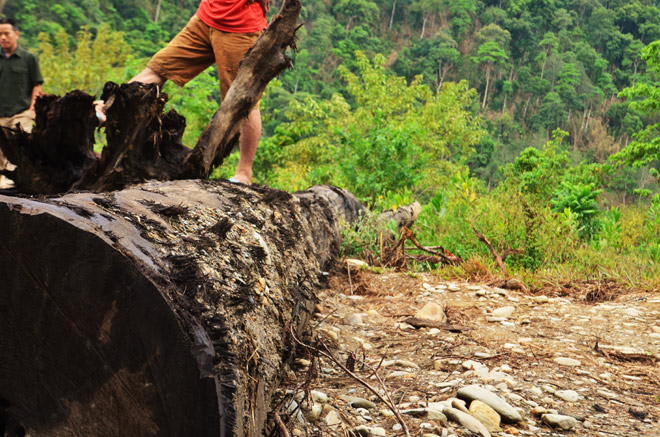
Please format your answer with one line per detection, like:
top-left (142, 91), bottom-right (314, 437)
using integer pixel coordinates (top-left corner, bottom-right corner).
top-left (0, 180), bottom-right (363, 436)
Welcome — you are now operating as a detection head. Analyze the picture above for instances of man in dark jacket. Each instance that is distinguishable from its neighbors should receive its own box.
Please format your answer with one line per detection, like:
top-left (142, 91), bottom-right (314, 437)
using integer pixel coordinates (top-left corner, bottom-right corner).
top-left (0, 17), bottom-right (43, 187)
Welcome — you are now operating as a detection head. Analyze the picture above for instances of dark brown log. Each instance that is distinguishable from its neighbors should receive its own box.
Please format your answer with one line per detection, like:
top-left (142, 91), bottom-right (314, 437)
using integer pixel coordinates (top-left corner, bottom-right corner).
top-left (0, 0), bottom-right (302, 195)
top-left (0, 181), bottom-right (363, 437)
top-left (0, 91), bottom-right (98, 194)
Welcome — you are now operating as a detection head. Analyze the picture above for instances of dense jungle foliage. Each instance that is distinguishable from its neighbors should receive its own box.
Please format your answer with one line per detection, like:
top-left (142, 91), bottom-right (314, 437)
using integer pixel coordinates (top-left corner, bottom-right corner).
top-left (3, 0), bottom-right (660, 287)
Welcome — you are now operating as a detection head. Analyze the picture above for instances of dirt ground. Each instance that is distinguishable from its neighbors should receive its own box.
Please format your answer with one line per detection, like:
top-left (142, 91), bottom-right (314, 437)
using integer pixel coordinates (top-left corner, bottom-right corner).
top-left (277, 261), bottom-right (660, 436)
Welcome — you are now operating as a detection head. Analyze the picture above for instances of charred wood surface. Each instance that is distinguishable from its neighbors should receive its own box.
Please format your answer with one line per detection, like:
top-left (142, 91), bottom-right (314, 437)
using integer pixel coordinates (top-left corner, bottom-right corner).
top-left (0, 0), bottom-right (302, 195)
top-left (0, 91), bottom-right (98, 194)
top-left (0, 181), bottom-right (363, 437)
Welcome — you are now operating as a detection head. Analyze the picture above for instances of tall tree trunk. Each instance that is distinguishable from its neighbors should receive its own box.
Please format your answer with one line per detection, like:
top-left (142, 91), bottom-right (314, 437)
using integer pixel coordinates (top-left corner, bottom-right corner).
top-left (420, 14), bottom-right (428, 38)
top-left (523, 95), bottom-right (532, 119)
top-left (154, 0), bottom-right (162, 23)
top-left (482, 65), bottom-right (491, 110)
top-left (389, 0), bottom-right (397, 30)
top-left (540, 54), bottom-right (547, 80)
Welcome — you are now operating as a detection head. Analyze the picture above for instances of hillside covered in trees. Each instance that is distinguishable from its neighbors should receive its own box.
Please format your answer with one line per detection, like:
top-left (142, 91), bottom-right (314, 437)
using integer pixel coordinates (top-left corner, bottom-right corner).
top-left (3, 0), bottom-right (660, 286)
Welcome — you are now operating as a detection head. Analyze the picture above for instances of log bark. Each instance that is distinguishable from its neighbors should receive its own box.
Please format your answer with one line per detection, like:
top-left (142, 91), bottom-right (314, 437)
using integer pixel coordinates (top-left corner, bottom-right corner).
top-left (0, 181), bottom-right (363, 437)
top-left (0, 0), bottom-right (302, 195)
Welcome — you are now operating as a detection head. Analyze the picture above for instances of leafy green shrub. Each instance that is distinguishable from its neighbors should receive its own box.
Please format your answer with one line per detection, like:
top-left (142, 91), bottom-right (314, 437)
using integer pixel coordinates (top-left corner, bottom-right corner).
top-left (336, 121), bottom-right (428, 204)
top-left (252, 51), bottom-right (484, 202)
top-left (597, 207), bottom-right (623, 250)
top-left (550, 181), bottom-right (602, 240)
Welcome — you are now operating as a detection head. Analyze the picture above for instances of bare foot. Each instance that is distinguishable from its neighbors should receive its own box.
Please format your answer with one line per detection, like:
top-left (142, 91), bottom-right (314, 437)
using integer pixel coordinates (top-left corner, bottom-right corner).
top-left (229, 176), bottom-right (250, 185)
top-left (230, 174), bottom-right (251, 185)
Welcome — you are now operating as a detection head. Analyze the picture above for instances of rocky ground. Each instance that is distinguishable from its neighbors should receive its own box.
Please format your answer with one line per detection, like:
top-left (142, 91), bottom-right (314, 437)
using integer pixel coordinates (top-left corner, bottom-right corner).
top-left (276, 261), bottom-right (660, 436)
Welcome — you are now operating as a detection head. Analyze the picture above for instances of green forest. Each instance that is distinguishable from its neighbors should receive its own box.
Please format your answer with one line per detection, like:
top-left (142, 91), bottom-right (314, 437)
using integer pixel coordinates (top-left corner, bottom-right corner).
top-left (3, 0), bottom-right (660, 288)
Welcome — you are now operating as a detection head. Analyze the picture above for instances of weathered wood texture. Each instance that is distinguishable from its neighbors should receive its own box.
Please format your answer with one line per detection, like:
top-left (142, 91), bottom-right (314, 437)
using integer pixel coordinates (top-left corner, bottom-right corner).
top-left (0, 180), bottom-right (363, 437)
top-left (0, 0), bottom-right (301, 195)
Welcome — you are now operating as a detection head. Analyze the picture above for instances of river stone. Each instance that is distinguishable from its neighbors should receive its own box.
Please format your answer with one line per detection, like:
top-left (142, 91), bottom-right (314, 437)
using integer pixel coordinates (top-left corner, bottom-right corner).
top-left (542, 413), bottom-right (578, 430)
top-left (341, 395), bottom-right (377, 410)
top-left (451, 398), bottom-right (470, 414)
top-left (414, 302), bottom-right (447, 323)
top-left (306, 403), bottom-right (323, 422)
top-left (347, 313), bottom-right (365, 325)
top-left (491, 306), bottom-right (516, 318)
top-left (325, 409), bottom-right (342, 427)
top-left (469, 400), bottom-right (502, 433)
top-left (554, 389), bottom-right (580, 402)
top-left (553, 357), bottom-right (582, 367)
top-left (443, 407), bottom-right (491, 437)
top-left (462, 359), bottom-right (487, 371)
top-left (457, 385), bottom-right (522, 423)
top-left (395, 359), bottom-right (420, 369)
top-left (349, 425), bottom-right (370, 436)
top-left (311, 390), bottom-right (329, 403)
top-left (427, 409), bottom-right (448, 425)
top-left (401, 408), bottom-right (428, 418)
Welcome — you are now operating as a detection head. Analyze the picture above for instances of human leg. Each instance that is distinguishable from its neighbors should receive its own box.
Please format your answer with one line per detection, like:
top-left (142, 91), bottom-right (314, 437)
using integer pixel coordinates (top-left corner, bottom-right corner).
top-left (232, 108), bottom-right (261, 184)
top-left (211, 30), bottom-right (262, 184)
top-left (96, 15), bottom-right (215, 122)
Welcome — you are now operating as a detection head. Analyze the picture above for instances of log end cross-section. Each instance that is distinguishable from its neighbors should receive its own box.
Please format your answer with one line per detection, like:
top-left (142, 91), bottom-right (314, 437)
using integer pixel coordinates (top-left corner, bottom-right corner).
top-left (0, 180), bottom-right (363, 437)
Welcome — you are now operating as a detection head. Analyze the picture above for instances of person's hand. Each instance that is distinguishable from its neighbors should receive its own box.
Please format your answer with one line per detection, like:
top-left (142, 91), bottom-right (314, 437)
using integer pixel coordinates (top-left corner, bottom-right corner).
top-left (93, 100), bottom-right (106, 125)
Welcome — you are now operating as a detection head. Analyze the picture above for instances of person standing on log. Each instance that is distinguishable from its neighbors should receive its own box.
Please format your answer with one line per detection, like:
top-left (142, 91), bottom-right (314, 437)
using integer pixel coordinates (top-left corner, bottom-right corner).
top-left (0, 17), bottom-right (43, 187)
top-left (96, 0), bottom-right (270, 185)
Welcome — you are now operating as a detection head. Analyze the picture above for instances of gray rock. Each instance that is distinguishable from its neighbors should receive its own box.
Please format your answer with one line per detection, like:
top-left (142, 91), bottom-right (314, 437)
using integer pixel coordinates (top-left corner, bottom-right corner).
top-left (554, 389), bottom-right (580, 402)
top-left (342, 395), bottom-right (377, 410)
top-left (306, 403), bottom-right (323, 422)
top-left (553, 357), bottom-right (581, 367)
top-left (427, 409), bottom-right (448, 425)
top-left (349, 425), bottom-right (370, 436)
top-left (347, 313), bottom-right (365, 325)
top-left (401, 408), bottom-right (428, 418)
top-left (457, 385), bottom-right (522, 423)
top-left (533, 295), bottom-right (549, 304)
top-left (325, 409), bottom-right (342, 427)
top-left (443, 407), bottom-right (491, 437)
top-left (542, 413), bottom-right (578, 430)
top-left (311, 390), bottom-right (329, 403)
top-left (491, 306), bottom-right (516, 318)
top-left (451, 398), bottom-right (470, 414)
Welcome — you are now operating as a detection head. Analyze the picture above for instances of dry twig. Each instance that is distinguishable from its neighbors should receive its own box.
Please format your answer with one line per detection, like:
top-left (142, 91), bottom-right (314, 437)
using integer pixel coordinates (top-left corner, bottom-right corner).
top-left (288, 326), bottom-right (411, 437)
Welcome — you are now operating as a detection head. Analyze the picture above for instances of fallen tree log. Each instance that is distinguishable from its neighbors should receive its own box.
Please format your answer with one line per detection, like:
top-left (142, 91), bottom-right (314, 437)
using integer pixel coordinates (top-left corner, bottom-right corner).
top-left (0, 0), bottom-right (302, 195)
top-left (0, 180), bottom-right (363, 437)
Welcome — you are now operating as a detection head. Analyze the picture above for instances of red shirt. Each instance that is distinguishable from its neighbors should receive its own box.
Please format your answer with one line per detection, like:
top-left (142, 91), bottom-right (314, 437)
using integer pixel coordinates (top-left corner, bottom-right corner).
top-left (197, 0), bottom-right (267, 33)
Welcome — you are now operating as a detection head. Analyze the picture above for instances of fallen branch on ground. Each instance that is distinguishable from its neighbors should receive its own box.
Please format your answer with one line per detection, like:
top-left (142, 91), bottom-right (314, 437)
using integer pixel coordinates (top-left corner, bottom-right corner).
top-left (288, 326), bottom-right (411, 437)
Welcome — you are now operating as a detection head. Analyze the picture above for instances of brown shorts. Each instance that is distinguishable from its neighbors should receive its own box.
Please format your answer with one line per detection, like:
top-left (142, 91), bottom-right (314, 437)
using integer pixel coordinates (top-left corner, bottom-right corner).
top-left (147, 15), bottom-right (261, 100)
